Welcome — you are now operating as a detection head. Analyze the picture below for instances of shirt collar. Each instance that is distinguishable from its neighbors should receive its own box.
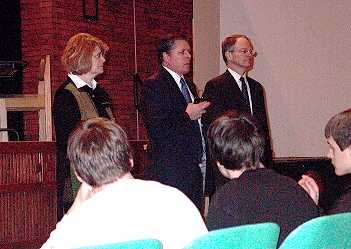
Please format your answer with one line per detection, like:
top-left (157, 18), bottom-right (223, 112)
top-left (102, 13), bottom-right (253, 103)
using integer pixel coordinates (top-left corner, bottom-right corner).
top-left (68, 73), bottom-right (97, 90)
top-left (227, 68), bottom-right (246, 87)
top-left (163, 66), bottom-right (183, 87)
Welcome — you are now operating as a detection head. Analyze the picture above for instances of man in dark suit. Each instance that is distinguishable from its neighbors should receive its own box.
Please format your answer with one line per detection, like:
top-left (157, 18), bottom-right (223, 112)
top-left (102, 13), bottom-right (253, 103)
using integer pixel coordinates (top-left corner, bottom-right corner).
top-left (140, 34), bottom-right (210, 210)
top-left (202, 34), bottom-right (273, 195)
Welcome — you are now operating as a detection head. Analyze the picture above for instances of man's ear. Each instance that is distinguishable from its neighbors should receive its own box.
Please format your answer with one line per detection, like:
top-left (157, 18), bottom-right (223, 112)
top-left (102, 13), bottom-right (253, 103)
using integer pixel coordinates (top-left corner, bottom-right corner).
top-left (216, 161), bottom-right (224, 169)
top-left (216, 161), bottom-right (231, 179)
top-left (225, 51), bottom-right (233, 62)
top-left (216, 161), bottom-right (245, 179)
top-left (162, 52), bottom-right (169, 65)
top-left (129, 158), bottom-right (134, 169)
top-left (74, 171), bottom-right (84, 183)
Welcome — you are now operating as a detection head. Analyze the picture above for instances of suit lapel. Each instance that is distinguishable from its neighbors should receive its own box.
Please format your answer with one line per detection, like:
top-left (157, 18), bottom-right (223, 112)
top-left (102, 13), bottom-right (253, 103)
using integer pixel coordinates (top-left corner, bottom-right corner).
top-left (224, 70), bottom-right (241, 93)
top-left (186, 79), bottom-right (198, 99)
top-left (158, 68), bottom-right (201, 131)
top-left (246, 77), bottom-right (258, 113)
top-left (159, 67), bottom-right (185, 101)
top-left (224, 70), bottom-right (254, 114)
top-left (159, 67), bottom-right (198, 102)
top-left (224, 70), bottom-right (248, 106)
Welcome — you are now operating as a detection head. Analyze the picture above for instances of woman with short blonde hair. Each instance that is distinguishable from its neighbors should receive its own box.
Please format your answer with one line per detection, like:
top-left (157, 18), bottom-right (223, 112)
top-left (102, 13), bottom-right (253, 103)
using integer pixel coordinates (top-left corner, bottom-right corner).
top-left (53, 33), bottom-right (115, 219)
top-left (61, 33), bottom-right (109, 75)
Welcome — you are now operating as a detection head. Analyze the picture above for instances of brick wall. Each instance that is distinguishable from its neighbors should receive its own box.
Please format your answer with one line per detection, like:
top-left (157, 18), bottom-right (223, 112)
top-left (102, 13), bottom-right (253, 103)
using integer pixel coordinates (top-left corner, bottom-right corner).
top-left (20, 0), bottom-right (193, 141)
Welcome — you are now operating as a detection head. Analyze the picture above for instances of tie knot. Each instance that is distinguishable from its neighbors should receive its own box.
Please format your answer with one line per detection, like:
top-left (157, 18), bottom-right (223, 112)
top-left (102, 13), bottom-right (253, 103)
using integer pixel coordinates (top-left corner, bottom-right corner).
top-left (240, 77), bottom-right (245, 83)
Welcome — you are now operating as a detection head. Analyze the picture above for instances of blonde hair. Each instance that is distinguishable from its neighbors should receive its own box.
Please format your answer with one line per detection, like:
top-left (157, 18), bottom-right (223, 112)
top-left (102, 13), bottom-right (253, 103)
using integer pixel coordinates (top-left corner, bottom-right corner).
top-left (61, 33), bottom-right (109, 75)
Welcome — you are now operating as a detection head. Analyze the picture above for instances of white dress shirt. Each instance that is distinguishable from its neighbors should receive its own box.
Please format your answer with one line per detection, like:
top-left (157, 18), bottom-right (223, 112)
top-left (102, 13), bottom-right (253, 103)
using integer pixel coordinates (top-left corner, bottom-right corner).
top-left (227, 68), bottom-right (253, 114)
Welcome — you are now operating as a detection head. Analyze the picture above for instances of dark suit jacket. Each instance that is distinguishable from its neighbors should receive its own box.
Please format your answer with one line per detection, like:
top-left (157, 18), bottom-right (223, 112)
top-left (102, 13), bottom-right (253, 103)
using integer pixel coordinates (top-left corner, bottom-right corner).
top-left (140, 67), bottom-right (204, 209)
top-left (202, 70), bottom-right (273, 195)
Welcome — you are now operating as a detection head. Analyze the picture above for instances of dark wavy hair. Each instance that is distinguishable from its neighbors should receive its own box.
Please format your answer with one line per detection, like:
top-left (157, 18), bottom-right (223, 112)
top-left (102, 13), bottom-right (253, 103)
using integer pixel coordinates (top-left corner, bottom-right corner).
top-left (207, 112), bottom-right (264, 171)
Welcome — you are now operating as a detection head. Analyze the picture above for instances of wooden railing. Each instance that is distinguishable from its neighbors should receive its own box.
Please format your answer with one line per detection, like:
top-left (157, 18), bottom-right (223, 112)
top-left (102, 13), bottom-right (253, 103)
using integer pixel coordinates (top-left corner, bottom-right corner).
top-left (0, 142), bottom-right (57, 249)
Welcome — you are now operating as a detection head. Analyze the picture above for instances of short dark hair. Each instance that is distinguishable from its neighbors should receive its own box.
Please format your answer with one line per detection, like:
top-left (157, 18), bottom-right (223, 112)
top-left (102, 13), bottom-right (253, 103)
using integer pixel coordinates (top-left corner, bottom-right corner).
top-left (207, 113), bottom-right (264, 171)
top-left (62, 33), bottom-right (109, 75)
top-left (221, 34), bottom-right (252, 64)
top-left (156, 34), bottom-right (188, 65)
top-left (325, 109), bottom-right (351, 151)
top-left (67, 118), bottom-right (132, 187)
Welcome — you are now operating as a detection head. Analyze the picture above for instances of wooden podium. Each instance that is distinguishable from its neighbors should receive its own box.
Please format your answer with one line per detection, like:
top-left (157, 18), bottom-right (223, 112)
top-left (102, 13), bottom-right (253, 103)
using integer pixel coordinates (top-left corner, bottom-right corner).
top-left (0, 142), bottom-right (57, 249)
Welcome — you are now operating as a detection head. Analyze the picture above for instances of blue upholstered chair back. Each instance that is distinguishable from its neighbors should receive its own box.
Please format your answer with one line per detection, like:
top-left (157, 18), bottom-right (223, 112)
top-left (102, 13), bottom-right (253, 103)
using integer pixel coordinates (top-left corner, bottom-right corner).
top-left (279, 212), bottom-right (351, 249)
top-left (183, 222), bottom-right (280, 249)
top-left (75, 239), bottom-right (163, 249)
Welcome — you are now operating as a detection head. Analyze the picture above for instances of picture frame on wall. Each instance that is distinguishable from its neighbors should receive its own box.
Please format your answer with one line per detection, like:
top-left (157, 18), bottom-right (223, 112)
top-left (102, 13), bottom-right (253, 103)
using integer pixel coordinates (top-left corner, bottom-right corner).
top-left (83, 0), bottom-right (98, 21)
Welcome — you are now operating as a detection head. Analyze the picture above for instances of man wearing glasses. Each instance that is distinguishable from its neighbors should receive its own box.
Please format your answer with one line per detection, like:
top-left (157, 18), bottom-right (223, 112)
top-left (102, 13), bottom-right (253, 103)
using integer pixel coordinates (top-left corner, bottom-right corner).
top-left (202, 34), bottom-right (273, 196)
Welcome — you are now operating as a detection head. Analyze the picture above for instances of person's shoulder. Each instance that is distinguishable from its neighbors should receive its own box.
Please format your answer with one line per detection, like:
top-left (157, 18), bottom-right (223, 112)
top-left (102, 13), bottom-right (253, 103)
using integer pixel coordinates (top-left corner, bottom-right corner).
top-left (251, 169), bottom-right (320, 212)
top-left (55, 78), bottom-right (72, 93)
top-left (53, 80), bottom-right (76, 105)
top-left (242, 168), bottom-right (303, 193)
top-left (136, 179), bottom-right (185, 195)
top-left (210, 178), bottom-right (241, 203)
top-left (327, 189), bottom-right (351, 214)
top-left (261, 169), bottom-right (318, 200)
top-left (40, 212), bottom-right (78, 249)
top-left (137, 180), bottom-right (198, 204)
top-left (257, 168), bottom-right (297, 184)
top-left (94, 84), bottom-right (110, 99)
top-left (95, 83), bottom-right (108, 92)
top-left (143, 70), bottom-right (174, 92)
top-left (143, 71), bottom-right (164, 86)
top-left (206, 72), bottom-right (228, 86)
top-left (247, 76), bottom-right (264, 89)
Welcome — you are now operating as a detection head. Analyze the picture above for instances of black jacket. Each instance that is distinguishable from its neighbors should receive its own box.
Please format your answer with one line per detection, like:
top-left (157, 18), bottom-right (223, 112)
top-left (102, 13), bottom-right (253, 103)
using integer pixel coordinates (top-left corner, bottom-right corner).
top-left (140, 67), bottom-right (204, 209)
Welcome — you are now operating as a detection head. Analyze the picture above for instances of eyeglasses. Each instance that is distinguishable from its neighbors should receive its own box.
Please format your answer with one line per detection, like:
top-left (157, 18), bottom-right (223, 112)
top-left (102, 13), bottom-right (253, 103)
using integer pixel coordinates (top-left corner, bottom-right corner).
top-left (229, 48), bottom-right (257, 57)
top-left (93, 52), bottom-right (106, 59)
